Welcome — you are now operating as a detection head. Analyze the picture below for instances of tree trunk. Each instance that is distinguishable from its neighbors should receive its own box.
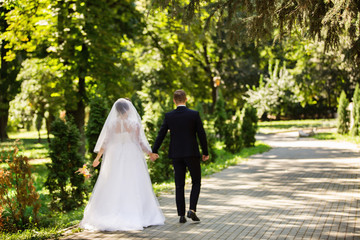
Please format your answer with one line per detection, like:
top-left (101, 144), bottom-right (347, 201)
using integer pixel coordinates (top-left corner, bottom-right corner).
top-left (46, 112), bottom-right (55, 143)
top-left (67, 100), bottom-right (85, 155)
top-left (201, 42), bottom-right (217, 113)
top-left (0, 101), bottom-right (9, 141)
top-left (67, 43), bottom-right (88, 156)
top-left (0, 28), bottom-right (9, 142)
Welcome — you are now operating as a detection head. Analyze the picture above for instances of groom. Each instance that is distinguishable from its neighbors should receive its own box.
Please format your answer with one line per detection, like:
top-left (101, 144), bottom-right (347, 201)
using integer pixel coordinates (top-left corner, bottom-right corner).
top-left (152, 90), bottom-right (209, 223)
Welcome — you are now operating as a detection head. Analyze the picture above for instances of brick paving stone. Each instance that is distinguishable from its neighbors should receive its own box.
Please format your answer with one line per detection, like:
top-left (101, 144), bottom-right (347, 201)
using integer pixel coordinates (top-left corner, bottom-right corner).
top-left (62, 132), bottom-right (360, 240)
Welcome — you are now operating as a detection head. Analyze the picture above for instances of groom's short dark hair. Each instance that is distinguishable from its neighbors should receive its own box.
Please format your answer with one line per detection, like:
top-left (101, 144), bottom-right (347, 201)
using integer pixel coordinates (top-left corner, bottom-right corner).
top-left (174, 90), bottom-right (186, 103)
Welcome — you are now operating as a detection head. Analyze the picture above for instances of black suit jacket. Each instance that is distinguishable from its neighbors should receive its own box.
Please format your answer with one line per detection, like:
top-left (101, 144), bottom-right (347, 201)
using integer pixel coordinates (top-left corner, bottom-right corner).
top-left (152, 106), bottom-right (208, 159)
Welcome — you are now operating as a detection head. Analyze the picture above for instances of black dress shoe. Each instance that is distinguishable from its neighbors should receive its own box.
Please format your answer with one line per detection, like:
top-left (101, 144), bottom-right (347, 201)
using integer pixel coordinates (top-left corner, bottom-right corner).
top-left (187, 210), bottom-right (200, 221)
top-left (179, 216), bottom-right (187, 223)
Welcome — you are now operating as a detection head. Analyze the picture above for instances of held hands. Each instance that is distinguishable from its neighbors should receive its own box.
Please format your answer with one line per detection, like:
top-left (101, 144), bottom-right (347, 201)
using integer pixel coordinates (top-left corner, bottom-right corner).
top-left (149, 153), bottom-right (159, 162)
top-left (202, 155), bottom-right (209, 161)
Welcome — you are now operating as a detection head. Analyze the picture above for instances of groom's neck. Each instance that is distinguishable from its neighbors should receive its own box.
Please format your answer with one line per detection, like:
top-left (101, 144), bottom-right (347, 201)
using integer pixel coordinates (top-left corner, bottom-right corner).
top-left (176, 102), bottom-right (186, 107)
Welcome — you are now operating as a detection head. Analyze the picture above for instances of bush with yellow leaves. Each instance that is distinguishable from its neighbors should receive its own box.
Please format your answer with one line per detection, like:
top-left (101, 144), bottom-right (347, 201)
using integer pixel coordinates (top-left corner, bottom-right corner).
top-left (0, 140), bottom-right (41, 232)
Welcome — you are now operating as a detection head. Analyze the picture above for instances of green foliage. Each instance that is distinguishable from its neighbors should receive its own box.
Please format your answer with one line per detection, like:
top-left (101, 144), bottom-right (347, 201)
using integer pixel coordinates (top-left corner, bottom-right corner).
top-left (246, 60), bottom-right (297, 118)
top-left (142, 100), bottom-right (174, 183)
top-left (131, 93), bottom-right (145, 118)
top-left (351, 84), bottom-right (360, 136)
top-left (0, 227), bottom-right (63, 240)
top-left (85, 97), bottom-right (108, 186)
top-left (85, 97), bottom-right (108, 157)
top-left (1, 0), bottom-right (145, 149)
top-left (0, 131), bottom-right (50, 160)
top-left (155, 0), bottom-right (360, 67)
top-left (0, 140), bottom-right (41, 232)
top-left (45, 118), bottom-right (87, 212)
top-left (337, 91), bottom-right (350, 134)
top-left (0, 5), bottom-right (25, 141)
top-left (10, 57), bottom-right (64, 143)
top-left (314, 132), bottom-right (360, 145)
top-left (213, 90), bottom-right (228, 140)
top-left (224, 110), bottom-right (243, 153)
top-left (195, 102), bottom-right (217, 162)
top-left (201, 142), bottom-right (271, 176)
top-left (241, 104), bottom-right (258, 147)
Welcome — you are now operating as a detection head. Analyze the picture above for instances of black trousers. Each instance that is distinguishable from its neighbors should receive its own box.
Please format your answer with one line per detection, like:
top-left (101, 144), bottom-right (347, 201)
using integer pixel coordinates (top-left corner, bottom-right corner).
top-left (172, 157), bottom-right (201, 216)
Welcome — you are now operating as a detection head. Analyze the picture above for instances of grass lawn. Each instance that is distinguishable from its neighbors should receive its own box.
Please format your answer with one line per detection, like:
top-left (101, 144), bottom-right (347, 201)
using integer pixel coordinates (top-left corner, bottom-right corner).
top-left (1, 129), bottom-right (270, 240)
top-left (314, 132), bottom-right (360, 145)
top-left (258, 118), bottom-right (360, 145)
top-left (258, 118), bottom-right (336, 134)
top-left (1, 130), bottom-right (51, 160)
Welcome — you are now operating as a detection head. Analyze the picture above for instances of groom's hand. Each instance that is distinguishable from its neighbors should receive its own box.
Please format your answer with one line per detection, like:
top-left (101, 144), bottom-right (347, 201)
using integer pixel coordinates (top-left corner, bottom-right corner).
top-left (202, 155), bottom-right (209, 161)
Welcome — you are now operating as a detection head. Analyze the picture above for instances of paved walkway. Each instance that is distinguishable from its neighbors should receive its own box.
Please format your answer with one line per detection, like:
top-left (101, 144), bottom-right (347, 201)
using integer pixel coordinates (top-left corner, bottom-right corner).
top-left (63, 132), bottom-right (360, 239)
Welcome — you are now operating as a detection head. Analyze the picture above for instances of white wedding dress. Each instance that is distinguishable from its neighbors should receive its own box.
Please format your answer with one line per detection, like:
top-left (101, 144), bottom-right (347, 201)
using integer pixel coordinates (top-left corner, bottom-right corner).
top-left (80, 99), bottom-right (165, 231)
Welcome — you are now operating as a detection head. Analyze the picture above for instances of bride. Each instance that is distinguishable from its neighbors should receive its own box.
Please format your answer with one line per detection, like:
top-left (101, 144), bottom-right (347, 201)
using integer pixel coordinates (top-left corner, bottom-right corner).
top-left (79, 98), bottom-right (165, 231)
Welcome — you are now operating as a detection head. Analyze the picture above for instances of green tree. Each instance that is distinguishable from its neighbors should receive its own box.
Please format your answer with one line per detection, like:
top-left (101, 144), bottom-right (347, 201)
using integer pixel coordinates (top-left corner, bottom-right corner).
top-left (86, 97), bottom-right (108, 186)
top-left (293, 41), bottom-right (352, 117)
top-left (142, 96), bottom-right (173, 183)
top-left (245, 60), bottom-right (297, 119)
top-left (1, 0), bottom-right (144, 150)
top-left (337, 91), bottom-right (350, 134)
top-left (241, 103), bottom-right (258, 147)
top-left (12, 58), bottom-right (63, 142)
top-left (45, 118), bottom-right (87, 211)
top-left (224, 109), bottom-right (243, 153)
top-left (155, 0), bottom-right (360, 67)
top-left (213, 90), bottom-right (227, 140)
top-left (86, 97), bottom-right (109, 159)
top-left (53, 0), bottom-right (143, 153)
top-left (351, 84), bottom-right (360, 136)
top-left (0, 5), bottom-right (25, 141)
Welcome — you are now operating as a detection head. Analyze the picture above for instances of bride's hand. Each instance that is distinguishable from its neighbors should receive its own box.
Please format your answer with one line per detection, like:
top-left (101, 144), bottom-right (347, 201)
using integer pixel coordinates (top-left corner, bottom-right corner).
top-left (93, 159), bottom-right (100, 167)
top-left (148, 153), bottom-right (159, 162)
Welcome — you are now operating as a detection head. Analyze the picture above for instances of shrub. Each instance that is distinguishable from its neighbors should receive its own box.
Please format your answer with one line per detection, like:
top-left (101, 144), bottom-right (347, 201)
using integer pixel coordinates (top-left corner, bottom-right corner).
top-left (351, 84), bottom-right (360, 136)
top-left (213, 90), bottom-right (228, 141)
top-left (195, 102), bottom-right (217, 162)
top-left (224, 110), bottom-right (243, 153)
top-left (86, 97), bottom-right (108, 159)
top-left (241, 103), bottom-right (258, 147)
top-left (337, 91), bottom-right (350, 134)
top-left (143, 100), bottom-right (174, 183)
top-left (85, 97), bottom-right (108, 186)
top-left (45, 118), bottom-right (87, 212)
top-left (0, 140), bottom-right (41, 232)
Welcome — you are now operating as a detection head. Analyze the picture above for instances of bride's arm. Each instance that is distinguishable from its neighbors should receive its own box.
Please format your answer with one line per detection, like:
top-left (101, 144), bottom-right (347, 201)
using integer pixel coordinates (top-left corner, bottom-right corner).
top-left (134, 124), bottom-right (150, 153)
top-left (93, 148), bottom-right (104, 167)
top-left (134, 124), bottom-right (158, 160)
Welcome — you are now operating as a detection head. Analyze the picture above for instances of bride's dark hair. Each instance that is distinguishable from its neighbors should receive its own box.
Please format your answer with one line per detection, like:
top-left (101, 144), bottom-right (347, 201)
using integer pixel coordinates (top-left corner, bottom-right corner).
top-left (115, 100), bottom-right (129, 115)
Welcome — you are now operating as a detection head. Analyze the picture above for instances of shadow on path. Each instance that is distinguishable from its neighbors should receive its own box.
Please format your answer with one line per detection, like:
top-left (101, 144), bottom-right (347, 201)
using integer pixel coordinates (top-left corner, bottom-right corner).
top-left (64, 132), bottom-right (360, 240)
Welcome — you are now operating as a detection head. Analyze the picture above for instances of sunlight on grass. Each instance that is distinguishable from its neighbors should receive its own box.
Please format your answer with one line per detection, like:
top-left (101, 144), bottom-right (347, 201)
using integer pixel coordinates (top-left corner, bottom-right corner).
top-left (314, 132), bottom-right (360, 145)
top-left (1, 130), bottom-right (51, 160)
top-left (202, 142), bottom-right (270, 176)
top-left (258, 119), bottom-right (336, 134)
top-left (8, 130), bottom-right (50, 139)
